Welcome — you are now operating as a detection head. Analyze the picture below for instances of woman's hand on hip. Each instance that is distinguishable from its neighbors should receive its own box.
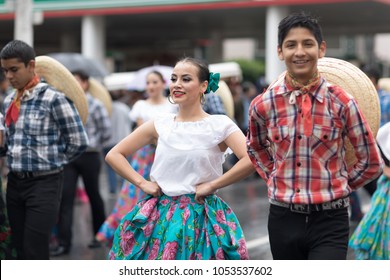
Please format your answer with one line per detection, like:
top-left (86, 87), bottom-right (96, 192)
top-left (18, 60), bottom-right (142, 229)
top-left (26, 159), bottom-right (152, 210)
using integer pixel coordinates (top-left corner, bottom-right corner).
top-left (139, 181), bottom-right (163, 197)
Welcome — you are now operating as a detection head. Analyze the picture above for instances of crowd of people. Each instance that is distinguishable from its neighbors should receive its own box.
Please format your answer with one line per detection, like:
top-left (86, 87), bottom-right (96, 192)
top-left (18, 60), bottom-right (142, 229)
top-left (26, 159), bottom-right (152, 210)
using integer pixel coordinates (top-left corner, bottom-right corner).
top-left (0, 11), bottom-right (389, 260)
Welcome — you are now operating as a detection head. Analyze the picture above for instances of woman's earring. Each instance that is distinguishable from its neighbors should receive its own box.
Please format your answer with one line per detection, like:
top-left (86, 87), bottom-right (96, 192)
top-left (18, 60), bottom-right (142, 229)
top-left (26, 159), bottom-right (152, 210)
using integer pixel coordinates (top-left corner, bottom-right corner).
top-left (168, 94), bottom-right (176, 104)
top-left (200, 93), bottom-right (206, 105)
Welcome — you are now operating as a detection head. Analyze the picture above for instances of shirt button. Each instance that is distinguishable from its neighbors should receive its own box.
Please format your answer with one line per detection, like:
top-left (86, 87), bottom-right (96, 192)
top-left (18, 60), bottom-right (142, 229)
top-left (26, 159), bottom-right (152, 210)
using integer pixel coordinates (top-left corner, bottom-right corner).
top-left (298, 109), bottom-right (302, 114)
top-left (298, 135), bottom-right (302, 140)
top-left (296, 188), bottom-right (300, 193)
top-left (297, 162), bottom-right (301, 167)
top-left (323, 135), bottom-right (328, 140)
top-left (275, 136), bottom-right (279, 140)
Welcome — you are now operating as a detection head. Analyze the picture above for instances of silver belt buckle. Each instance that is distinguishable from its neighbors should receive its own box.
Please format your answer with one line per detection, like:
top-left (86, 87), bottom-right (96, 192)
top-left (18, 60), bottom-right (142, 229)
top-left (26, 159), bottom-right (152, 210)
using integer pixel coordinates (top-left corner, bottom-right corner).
top-left (290, 204), bottom-right (311, 214)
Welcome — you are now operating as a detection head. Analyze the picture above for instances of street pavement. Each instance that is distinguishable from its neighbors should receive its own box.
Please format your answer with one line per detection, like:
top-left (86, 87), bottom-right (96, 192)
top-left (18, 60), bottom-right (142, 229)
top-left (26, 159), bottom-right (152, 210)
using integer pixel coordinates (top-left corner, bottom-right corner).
top-left (51, 167), bottom-right (369, 260)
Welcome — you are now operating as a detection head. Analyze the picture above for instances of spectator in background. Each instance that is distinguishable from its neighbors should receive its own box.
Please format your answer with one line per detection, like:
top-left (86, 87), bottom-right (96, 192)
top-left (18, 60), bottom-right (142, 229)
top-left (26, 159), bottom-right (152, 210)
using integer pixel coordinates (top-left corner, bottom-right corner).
top-left (51, 70), bottom-right (111, 256)
top-left (103, 91), bottom-right (133, 194)
top-left (202, 91), bottom-right (226, 115)
top-left (96, 70), bottom-right (176, 245)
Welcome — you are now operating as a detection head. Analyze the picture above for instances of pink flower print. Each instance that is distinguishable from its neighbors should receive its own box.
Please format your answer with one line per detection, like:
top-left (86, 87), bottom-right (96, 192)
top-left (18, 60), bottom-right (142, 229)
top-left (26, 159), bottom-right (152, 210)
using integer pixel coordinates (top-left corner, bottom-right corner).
top-left (140, 198), bottom-right (157, 217)
top-left (213, 224), bottom-right (225, 237)
top-left (120, 231), bottom-right (136, 256)
top-left (109, 250), bottom-right (116, 260)
top-left (216, 210), bottom-right (227, 224)
top-left (195, 228), bottom-right (200, 241)
top-left (227, 221), bottom-right (237, 231)
top-left (196, 253), bottom-right (202, 259)
top-left (179, 196), bottom-right (191, 209)
top-left (149, 208), bottom-right (160, 221)
top-left (166, 204), bottom-right (176, 221)
top-left (189, 252), bottom-right (196, 260)
top-left (160, 198), bottom-right (169, 206)
top-left (183, 208), bottom-right (191, 225)
top-left (147, 239), bottom-right (160, 260)
top-left (230, 235), bottom-right (236, 245)
top-left (143, 223), bottom-right (154, 237)
top-left (205, 230), bottom-right (211, 247)
top-left (162, 241), bottom-right (179, 260)
top-left (120, 220), bottom-right (132, 234)
top-left (238, 238), bottom-right (249, 260)
top-left (216, 247), bottom-right (225, 260)
top-left (226, 208), bottom-right (232, 214)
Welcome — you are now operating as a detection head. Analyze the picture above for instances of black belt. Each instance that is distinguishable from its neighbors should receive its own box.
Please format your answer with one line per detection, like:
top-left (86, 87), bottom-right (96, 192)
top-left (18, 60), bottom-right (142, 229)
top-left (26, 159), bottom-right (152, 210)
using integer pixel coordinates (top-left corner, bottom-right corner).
top-left (269, 197), bottom-right (350, 214)
top-left (11, 168), bottom-right (63, 179)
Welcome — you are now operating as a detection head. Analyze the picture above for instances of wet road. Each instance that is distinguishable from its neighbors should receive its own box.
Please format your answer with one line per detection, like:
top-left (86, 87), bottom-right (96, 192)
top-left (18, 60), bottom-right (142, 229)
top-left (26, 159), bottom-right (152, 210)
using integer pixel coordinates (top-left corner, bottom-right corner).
top-left (51, 170), bottom-right (368, 260)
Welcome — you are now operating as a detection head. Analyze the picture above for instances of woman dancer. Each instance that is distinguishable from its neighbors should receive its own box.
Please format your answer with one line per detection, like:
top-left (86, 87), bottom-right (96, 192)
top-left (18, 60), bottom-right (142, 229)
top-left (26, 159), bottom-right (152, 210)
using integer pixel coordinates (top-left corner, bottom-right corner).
top-left (349, 122), bottom-right (390, 259)
top-left (106, 57), bottom-right (254, 260)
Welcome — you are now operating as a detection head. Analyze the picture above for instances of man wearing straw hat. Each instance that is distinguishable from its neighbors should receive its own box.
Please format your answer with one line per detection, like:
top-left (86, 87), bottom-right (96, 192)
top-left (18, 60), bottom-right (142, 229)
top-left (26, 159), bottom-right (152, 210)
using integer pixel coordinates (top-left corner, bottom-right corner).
top-left (51, 70), bottom-right (111, 257)
top-left (0, 40), bottom-right (88, 259)
top-left (247, 12), bottom-right (383, 260)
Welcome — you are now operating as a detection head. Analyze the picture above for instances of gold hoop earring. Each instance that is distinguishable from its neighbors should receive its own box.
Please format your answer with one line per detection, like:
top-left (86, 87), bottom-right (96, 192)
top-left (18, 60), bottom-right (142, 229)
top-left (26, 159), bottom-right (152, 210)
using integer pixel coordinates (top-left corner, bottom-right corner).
top-left (168, 94), bottom-right (176, 104)
top-left (200, 93), bottom-right (206, 105)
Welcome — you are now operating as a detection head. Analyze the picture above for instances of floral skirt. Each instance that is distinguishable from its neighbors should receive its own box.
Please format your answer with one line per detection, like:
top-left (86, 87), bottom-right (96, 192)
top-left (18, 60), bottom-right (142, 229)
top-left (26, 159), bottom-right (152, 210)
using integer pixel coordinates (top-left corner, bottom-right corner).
top-left (96, 145), bottom-right (155, 245)
top-left (108, 194), bottom-right (249, 260)
top-left (349, 175), bottom-right (390, 260)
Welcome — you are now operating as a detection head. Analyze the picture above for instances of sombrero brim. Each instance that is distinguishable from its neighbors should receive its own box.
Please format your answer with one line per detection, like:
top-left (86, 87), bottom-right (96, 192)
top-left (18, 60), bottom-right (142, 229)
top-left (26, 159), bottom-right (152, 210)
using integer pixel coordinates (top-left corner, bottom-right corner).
top-left (317, 57), bottom-right (380, 167)
top-left (214, 80), bottom-right (235, 120)
top-left (89, 78), bottom-right (112, 116)
top-left (35, 55), bottom-right (88, 124)
top-left (268, 57), bottom-right (380, 167)
top-left (378, 78), bottom-right (390, 92)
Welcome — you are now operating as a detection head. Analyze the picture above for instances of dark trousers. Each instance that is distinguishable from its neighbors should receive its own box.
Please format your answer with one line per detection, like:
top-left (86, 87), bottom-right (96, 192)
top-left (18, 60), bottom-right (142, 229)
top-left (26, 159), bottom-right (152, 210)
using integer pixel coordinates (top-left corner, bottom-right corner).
top-left (268, 204), bottom-right (350, 260)
top-left (57, 152), bottom-right (105, 248)
top-left (6, 171), bottom-right (63, 259)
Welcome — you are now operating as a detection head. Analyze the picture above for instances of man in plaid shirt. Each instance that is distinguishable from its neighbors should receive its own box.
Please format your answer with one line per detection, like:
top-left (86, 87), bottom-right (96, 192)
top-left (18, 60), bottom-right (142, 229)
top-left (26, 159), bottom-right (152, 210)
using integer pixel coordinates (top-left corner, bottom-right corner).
top-left (247, 12), bottom-right (383, 259)
top-left (52, 70), bottom-right (111, 257)
top-left (0, 40), bottom-right (88, 259)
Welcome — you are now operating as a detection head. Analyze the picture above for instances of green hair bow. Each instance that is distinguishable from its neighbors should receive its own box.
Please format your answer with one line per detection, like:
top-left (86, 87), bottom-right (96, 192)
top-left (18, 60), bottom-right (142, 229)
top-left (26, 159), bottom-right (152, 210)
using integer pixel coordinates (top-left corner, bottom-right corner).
top-left (206, 72), bottom-right (220, 94)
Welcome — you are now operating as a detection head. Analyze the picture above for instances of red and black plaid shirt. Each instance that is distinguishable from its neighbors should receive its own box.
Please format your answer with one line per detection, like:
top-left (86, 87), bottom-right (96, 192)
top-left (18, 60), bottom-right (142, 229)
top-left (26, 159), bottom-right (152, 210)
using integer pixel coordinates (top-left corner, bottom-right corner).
top-left (247, 75), bottom-right (383, 204)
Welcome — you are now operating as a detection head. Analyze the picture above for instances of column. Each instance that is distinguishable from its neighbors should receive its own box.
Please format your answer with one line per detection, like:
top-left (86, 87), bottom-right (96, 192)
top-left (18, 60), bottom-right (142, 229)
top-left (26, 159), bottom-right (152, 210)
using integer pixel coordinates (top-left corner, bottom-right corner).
top-left (265, 6), bottom-right (289, 84)
top-left (14, 0), bottom-right (33, 46)
top-left (81, 15), bottom-right (106, 69)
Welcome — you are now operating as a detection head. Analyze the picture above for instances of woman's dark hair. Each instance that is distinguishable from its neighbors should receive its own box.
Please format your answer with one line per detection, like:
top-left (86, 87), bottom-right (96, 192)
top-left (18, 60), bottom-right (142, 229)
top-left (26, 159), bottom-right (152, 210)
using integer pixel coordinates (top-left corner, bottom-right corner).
top-left (0, 40), bottom-right (36, 66)
top-left (278, 12), bottom-right (323, 47)
top-left (147, 70), bottom-right (165, 83)
top-left (176, 57), bottom-right (210, 83)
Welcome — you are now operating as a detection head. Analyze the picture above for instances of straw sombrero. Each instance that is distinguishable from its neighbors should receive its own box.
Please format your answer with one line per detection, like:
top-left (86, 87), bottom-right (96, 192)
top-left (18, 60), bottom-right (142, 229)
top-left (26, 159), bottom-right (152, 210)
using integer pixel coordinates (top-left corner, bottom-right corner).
top-left (268, 57), bottom-right (380, 167)
top-left (88, 78), bottom-right (112, 116)
top-left (35, 55), bottom-right (88, 124)
top-left (317, 57), bottom-right (380, 167)
top-left (214, 80), bottom-right (235, 120)
top-left (378, 77), bottom-right (390, 92)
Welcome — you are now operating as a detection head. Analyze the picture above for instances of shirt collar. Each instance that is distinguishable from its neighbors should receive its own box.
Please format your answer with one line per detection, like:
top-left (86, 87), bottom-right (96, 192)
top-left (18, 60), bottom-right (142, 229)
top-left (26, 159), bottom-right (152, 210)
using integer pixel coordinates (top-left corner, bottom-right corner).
top-left (274, 73), bottom-right (326, 103)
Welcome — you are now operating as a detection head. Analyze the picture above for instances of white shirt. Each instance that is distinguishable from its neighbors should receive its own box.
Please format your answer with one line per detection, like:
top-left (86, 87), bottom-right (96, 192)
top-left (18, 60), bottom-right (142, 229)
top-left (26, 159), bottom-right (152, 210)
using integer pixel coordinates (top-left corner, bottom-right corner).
top-left (129, 99), bottom-right (177, 123)
top-left (150, 113), bottom-right (240, 196)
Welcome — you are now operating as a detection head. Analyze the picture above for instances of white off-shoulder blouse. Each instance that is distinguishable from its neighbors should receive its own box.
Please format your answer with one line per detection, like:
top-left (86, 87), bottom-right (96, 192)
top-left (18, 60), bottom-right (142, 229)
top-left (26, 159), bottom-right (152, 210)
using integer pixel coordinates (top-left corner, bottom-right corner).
top-left (150, 113), bottom-right (239, 196)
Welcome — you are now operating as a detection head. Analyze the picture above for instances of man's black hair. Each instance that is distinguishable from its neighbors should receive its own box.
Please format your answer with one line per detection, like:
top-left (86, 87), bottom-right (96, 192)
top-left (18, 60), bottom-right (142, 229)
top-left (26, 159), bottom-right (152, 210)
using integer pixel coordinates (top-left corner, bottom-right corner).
top-left (278, 12), bottom-right (323, 47)
top-left (0, 40), bottom-right (36, 66)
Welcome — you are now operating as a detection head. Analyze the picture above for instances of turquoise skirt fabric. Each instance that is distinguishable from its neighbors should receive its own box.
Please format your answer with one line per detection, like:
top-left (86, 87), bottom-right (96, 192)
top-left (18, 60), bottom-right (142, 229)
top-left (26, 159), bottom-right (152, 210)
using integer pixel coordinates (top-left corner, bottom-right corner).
top-left (349, 175), bottom-right (390, 260)
top-left (108, 194), bottom-right (249, 260)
